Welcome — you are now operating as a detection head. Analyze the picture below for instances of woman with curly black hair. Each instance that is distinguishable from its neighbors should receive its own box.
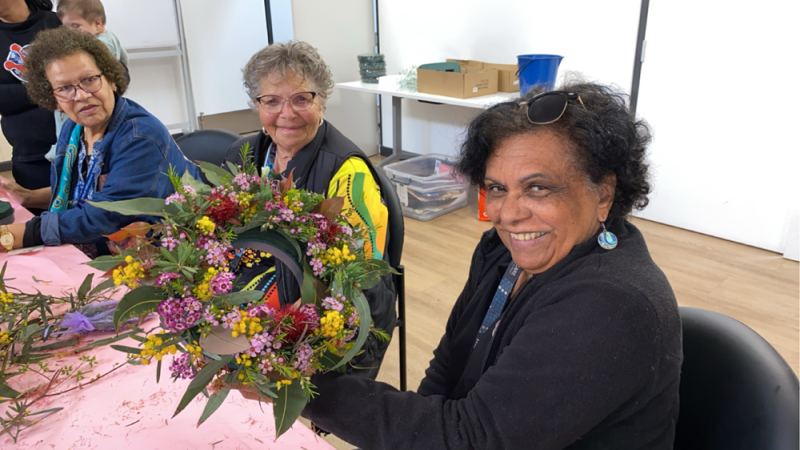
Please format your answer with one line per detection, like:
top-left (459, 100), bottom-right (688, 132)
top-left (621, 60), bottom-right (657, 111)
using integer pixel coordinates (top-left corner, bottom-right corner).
top-left (235, 79), bottom-right (683, 449)
top-left (0, 27), bottom-right (198, 256)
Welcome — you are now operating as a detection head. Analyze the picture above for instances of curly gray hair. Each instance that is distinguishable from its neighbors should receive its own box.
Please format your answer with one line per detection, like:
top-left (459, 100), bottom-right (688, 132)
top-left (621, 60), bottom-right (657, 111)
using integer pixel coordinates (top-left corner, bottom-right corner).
top-left (242, 41), bottom-right (334, 111)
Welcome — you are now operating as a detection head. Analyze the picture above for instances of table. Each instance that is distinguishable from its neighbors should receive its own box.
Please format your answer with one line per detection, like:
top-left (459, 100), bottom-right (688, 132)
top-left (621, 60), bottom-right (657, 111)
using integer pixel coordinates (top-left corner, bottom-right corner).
top-left (0, 201), bottom-right (334, 449)
top-left (336, 74), bottom-right (519, 167)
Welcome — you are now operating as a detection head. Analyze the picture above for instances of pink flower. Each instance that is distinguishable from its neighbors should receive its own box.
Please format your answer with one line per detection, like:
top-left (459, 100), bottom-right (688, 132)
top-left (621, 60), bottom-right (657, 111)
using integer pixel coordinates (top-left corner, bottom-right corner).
top-left (209, 271), bottom-right (236, 295)
top-left (165, 192), bottom-right (185, 205)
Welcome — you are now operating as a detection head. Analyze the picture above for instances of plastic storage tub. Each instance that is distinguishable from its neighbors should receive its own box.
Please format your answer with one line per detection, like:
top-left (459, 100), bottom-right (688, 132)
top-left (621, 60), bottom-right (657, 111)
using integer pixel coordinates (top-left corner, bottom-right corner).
top-left (383, 154), bottom-right (468, 221)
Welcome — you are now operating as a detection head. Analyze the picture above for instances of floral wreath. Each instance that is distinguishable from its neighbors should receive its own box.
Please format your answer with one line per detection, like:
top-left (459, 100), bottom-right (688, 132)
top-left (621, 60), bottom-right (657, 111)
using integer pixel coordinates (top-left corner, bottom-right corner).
top-left (87, 144), bottom-right (394, 437)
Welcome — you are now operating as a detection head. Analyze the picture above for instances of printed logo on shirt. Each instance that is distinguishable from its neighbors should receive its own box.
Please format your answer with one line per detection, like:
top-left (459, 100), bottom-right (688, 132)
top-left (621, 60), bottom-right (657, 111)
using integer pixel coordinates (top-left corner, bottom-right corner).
top-left (4, 43), bottom-right (30, 82)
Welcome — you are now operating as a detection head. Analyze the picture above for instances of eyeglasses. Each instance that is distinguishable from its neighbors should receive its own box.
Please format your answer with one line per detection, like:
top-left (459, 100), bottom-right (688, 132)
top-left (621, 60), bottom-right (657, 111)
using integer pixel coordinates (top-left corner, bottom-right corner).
top-left (255, 92), bottom-right (318, 113)
top-left (521, 91), bottom-right (585, 125)
top-left (52, 73), bottom-right (104, 102)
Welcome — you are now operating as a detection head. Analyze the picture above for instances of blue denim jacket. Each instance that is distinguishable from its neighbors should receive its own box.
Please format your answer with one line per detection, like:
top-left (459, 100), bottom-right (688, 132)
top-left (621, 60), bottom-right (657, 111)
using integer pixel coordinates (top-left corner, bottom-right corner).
top-left (39, 96), bottom-right (199, 246)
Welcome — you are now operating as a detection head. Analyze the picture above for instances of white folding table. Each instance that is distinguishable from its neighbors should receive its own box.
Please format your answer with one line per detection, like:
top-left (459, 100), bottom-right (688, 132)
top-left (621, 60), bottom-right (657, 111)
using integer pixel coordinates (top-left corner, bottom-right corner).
top-left (335, 75), bottom-right (519, 167)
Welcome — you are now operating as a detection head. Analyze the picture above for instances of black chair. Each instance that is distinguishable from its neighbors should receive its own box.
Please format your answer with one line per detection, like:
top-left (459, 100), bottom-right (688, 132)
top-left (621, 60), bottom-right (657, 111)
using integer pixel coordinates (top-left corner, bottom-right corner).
top-left (675, 307), bottom-right (799, 449)
top-left (374, 167), bottom-right (407, 391)
top-left (175, 129), bottom-right (241, 167)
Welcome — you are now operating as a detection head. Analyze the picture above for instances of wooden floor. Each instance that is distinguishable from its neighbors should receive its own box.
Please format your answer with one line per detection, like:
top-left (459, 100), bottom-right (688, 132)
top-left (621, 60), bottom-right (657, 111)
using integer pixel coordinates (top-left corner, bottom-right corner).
top-left (322, 205), bottom-right (799, 449)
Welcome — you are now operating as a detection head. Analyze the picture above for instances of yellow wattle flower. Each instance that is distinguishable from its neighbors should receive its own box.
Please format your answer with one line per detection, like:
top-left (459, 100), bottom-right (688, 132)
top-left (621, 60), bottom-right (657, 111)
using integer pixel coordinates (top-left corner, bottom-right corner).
top-left (196, 216), bottom-right (216, 235)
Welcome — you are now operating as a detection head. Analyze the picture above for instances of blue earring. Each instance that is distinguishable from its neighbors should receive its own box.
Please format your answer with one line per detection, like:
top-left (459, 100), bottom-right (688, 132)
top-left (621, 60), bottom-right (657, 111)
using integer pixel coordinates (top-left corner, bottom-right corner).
top-left (598, 222), bottom-right (617, 250)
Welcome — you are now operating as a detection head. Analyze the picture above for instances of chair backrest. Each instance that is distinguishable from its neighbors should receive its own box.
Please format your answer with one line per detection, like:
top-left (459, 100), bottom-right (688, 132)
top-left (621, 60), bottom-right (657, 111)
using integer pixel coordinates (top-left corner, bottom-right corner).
top-left (175, 129), bottom-right (241, 167)
top-left (374, 167), bottom-right (404, 268)
top-left (675, 307), bottom-right (799, 450)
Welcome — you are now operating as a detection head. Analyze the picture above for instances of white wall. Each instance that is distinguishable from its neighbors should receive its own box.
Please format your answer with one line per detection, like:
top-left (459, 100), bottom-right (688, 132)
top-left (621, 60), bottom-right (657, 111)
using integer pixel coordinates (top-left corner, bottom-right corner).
top-left (126, 58), bottom-right (189, 128)
top-left (378, 0), bottom-right (642, 156)
top-left (635, 1), bottom-right (800, 253)
top-left (181, 0), bottom-right (269, 117)
top-left (102, 0), bottom-right (178, 47)
top-left (104, 0), bottom-right (269, 128)
top-left (101, 0), bottom-right (189, 129)
top-left (292, 0), bottom-right (379, 156)
top-left (270, 0), bottom-right (295, 43)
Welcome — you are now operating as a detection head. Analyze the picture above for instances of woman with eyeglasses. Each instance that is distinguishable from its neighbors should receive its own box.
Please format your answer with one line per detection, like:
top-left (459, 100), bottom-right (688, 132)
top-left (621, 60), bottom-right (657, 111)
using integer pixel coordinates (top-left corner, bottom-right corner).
top-left (0, 27), bottom-right (198, 256)
top-left (222, 41), bottom-right (395, 384)
top-left (238, 79), bottom-right (682, 449)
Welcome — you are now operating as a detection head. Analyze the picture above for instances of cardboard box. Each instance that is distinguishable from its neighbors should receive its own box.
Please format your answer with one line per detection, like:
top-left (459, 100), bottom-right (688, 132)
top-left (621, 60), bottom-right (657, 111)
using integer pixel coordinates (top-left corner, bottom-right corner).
top-left (417, 65), bottom-right (498, 99)
top-left (447, 59), bottom-right (519, 93)
top-left (483, 62), bottom-right (519, 92)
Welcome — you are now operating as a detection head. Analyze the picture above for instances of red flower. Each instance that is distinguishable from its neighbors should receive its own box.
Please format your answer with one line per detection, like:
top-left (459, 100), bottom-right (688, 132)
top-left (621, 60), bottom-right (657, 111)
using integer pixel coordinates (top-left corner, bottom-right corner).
top-left (273, 305), bottom-right (319, 344)
top-left (318, 221), bottom-right (342, 246)
top-left (206, 193), bottom-right (239, 225)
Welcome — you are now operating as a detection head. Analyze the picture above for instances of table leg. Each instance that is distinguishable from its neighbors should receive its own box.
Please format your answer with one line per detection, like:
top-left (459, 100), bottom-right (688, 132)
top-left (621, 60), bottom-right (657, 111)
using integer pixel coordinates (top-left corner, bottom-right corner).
top-left (377, 96), bottom-right (408, 168)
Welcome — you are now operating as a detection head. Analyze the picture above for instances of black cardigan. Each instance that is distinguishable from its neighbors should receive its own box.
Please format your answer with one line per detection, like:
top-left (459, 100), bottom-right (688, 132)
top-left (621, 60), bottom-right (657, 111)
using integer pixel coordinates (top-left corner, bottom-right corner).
top-left (302, 221), bottom-right (683, 449)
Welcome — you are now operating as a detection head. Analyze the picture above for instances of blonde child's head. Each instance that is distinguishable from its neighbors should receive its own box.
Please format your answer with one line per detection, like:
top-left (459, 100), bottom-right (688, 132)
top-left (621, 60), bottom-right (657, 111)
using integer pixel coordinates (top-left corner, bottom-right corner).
top-left (56, 0), bottom-right (107, 35)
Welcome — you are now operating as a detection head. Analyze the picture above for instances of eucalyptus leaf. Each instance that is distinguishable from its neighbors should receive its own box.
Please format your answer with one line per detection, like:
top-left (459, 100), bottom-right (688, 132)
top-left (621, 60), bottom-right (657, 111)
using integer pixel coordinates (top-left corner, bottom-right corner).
top-left (0, 383), bottom-right (20, 399)
top-left (202, 351), bottom-right (222, 361)
top-left (156, 359), bottom-right (162, 384)
top-left (20, 324), bottom-right (46, 341)
top-left (112, 286), bottom-right (167, 331)
top-left (77, 273), bottom-right (94, 301)
top-left (88, 198), bottom-right (178, 218)
top-left (211, 291), bottom-right (263, 308)
top-left (74, 329), bottom-right (139, 352)
top-left (356, 259), bottom-right (397, 291)
top-left (110, 344), bottom-right (144, 354)
top-left (197, 386), bottom-right (231, 426)
top-left (172, 355), bottom-right (233, 417)
top-left (181, 169), bottom-right (212, 194)
top-left (329, 290), bottom-right (370, 371)
top-left (301, 265), bottom-right (316, 305)
top-left (198, 325), bottom-right (251, 355)
top-left (272, 380), bottom-right (310, 438)
top-left (30, 338), bottom-right (79, 352)
top-left (25, 407), bottom-right (63, 417)
top-left (85, 255), bottom-right (123, 272)
top-left (226, 161), bottom-right (240, 176)
top-left (197, 162), bottom-right (230, 187)
top-left (319, 351), bottom-right (345, 371)
top-left (231, 210), bottom-right (271, 234)
top-left (255, 382), bottom-right (279, 399)
top-left (88, 277), bottom-right (118, 297)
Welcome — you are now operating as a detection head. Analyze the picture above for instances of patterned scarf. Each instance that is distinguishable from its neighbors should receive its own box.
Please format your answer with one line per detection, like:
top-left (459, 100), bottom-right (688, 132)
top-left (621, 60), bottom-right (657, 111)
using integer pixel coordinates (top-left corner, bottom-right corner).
top-left (50, 124), bottom-right (83, 212)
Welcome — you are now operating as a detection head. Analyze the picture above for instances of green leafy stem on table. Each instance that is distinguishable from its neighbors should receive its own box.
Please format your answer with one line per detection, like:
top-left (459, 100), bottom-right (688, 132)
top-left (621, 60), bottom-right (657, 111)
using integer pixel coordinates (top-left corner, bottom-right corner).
top-left (0, 266), bottom-right (136, 442)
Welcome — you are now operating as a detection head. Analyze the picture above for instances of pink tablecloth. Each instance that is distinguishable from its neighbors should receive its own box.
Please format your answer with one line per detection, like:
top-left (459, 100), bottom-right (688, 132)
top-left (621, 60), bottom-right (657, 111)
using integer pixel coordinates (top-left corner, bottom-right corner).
top-left (0, 200), bottom-right (334, 449)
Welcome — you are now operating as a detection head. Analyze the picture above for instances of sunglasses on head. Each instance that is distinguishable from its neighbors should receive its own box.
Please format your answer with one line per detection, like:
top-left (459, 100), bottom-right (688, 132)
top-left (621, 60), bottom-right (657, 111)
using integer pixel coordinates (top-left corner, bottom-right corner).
top-left (521, 91), bottom-right (585, 125)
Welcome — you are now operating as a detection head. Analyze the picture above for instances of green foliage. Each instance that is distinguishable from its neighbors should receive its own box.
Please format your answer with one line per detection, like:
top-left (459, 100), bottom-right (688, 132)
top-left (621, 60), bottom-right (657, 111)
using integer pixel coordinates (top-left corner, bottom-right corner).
top-left (172, 355), bottom-right (233, 418)
top-left (273, 380), bottom-right (310, 437)
top-left (328, 290), bottom-right (371, 371)
top-left (88, 198), bottom-right (178, 217)
top-left (112, 286), bottom-right (166, 331)
top-left (0, 271), bottom-right (120, 442)
top-left (196, 162), bottom-right (231, 187)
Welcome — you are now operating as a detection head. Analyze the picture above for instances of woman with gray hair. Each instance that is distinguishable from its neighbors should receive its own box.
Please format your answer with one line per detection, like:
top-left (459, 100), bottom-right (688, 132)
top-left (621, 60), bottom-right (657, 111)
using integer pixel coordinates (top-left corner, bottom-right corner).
top-left (223, 41), bottom-right (395, 384)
